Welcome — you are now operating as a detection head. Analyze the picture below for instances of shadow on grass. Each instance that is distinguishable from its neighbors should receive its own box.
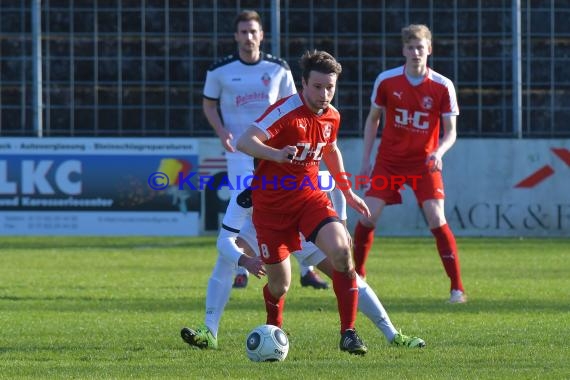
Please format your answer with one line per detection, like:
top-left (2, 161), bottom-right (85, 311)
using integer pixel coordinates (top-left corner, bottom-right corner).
top-left (1, 294), bottom-right (568, 314)
top-left (376, 296), bottom-right (570, 314)
top-left (0, 294), bottom-right (205, 312)
top-left (245, 293), bottom-right (570, 315)
top-left (0, 236), bottom-right (214, 250)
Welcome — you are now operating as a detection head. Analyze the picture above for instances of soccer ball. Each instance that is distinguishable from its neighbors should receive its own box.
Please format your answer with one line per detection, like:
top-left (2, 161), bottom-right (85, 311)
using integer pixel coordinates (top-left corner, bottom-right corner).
top-left (245, 324), bottom-right (289, 362)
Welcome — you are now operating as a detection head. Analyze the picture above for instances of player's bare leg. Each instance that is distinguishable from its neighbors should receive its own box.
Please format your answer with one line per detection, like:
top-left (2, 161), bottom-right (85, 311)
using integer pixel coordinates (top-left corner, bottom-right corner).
top-left (315, 259), bottom-right (425, 348)
top-left (263, 257), bottom-right (292, 328)
top-left (314, 221), bottom-right (367, 355)
top-left (238, 234), bottom-right (423, 348)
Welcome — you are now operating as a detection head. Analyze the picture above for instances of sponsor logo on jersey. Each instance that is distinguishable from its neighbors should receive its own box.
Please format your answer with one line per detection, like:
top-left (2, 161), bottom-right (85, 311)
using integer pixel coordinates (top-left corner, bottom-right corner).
top-left (235, 92), bottom-right (270, 107)
top-left (323, 123), bottom-right (332, 139)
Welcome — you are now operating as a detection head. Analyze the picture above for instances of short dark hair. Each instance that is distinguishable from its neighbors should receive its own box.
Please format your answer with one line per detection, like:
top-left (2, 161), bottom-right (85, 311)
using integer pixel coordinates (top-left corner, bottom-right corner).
top-left (299, 50), bottom-right (342, 82)
top-left (234, 10), bottom-right (262, 32)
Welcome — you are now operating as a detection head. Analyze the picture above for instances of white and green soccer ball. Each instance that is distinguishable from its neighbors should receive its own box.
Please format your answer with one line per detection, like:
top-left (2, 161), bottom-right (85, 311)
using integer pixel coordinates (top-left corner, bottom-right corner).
top-left (245, 324), bottom-right (289, 362)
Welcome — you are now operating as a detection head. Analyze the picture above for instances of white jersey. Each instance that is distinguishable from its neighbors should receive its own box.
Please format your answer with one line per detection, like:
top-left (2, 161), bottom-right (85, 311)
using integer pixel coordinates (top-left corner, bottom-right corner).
top-left (203, 52), bottom-right (297, 145)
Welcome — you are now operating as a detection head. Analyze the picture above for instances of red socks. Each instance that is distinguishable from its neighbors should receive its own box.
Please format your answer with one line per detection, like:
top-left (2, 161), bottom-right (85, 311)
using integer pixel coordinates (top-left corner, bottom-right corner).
top-left (354, 220), bottom-right (463, 294)
top-left (263, 284), bottom-right (285, 328)
top-left (431, 224), bottom-right (464, 292)
top-left (264, 272), bottom-right (358, 334)
top-left (332, 269), bottom-right (358, 333)
top-left (353, 221), bottom-right (375, 277)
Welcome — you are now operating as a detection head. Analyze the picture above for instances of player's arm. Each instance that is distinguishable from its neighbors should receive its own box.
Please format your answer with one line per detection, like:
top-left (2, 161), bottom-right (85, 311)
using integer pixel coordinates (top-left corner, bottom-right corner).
top-left (426, 115), bottom-right (457, 172)
top-left (360, 106), bottom-right (383, 176)
top-left (322, 142), bottom-right (370, 218)
top-left (202, 98), bottom-right (235, 152)
top-left (236, 126), bottom-right (297, 163)
top-left (217, 228), bottom-right (265, 278)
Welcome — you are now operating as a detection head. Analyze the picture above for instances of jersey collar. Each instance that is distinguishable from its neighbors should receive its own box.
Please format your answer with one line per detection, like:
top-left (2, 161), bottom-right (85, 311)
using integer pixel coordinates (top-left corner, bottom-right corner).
top-left (237, 51), bottom-right (264, 66)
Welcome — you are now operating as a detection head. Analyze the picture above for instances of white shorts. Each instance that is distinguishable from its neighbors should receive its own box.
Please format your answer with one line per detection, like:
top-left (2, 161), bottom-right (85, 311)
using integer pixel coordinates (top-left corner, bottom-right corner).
top-left (225, 151), bottom-right (254, 198)
top-left (239, 217), bottom-right (326, 267)
top-left (221, 153), bottom-right (254, 231)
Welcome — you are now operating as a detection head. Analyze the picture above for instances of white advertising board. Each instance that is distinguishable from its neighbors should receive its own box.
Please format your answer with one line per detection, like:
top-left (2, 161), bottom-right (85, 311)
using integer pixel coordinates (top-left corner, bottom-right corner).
top-left (339, 138), bottom-right (570, 237)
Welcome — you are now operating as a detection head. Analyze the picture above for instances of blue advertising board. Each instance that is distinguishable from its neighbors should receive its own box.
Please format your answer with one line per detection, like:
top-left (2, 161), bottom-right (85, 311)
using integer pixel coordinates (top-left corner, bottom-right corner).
top-left (0, 138), bottom-right (200, 236)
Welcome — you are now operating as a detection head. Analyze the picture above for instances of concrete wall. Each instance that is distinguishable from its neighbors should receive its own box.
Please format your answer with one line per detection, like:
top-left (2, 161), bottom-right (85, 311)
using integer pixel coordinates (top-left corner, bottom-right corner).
top-left (1, 137), bottom-right (568, 237)
top-left (199, 137), bottom-right (570, 237)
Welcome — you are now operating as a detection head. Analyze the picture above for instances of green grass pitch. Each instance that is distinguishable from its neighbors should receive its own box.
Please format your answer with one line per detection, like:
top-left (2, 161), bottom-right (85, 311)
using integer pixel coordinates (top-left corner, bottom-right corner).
top-left (0, 236), bottom-right (568, 379)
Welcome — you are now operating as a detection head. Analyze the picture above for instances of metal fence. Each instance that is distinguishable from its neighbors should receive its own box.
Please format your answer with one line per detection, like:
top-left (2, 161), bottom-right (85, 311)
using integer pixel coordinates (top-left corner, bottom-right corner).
top-left (1, 0), bottom-right (569, 138)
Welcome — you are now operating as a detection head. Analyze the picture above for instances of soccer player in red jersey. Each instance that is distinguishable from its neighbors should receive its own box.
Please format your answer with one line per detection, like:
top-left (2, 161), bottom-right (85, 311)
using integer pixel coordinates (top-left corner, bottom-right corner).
top-left (180, 10), bottom-right (328, 353)
top-left (353, 24), bottom-right (467, 304)
top-left (237, 50), bottom-right (371, 354)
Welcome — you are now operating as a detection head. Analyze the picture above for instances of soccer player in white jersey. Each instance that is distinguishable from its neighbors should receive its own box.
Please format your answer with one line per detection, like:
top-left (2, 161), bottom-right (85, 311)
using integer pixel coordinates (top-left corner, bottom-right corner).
top-left (180, 10), bottom-right (326, 350)
top-left (202, 10), bottom-right (327, 290)
top-left (181, 172), bottom-right (426, 350)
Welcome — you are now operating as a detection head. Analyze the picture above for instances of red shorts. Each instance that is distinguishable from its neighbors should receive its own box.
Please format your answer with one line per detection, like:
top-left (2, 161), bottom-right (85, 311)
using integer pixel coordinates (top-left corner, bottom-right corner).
top-left (365, 160), bottom-right (445, 205)
top-left (252, 198), bottom-right (339, 264)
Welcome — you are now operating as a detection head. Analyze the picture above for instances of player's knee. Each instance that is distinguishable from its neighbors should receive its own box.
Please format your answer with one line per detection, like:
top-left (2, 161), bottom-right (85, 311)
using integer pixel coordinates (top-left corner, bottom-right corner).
top-left (216, 230), bottom-right (237, 253)
top-left (215, 237), bottom-right (225, 253)
top-left (268, 281), bottom-right (289, 298)
top-left (210, 255), bottom-right (236, 282)
top-left (427, 214), bottom-right (447, 229)
top-left (217, 237), bottom-right (238, 262)
top-left (330, 246), bottom-right (353, 272)
top-left (359, 217), bottom-right (376, 229)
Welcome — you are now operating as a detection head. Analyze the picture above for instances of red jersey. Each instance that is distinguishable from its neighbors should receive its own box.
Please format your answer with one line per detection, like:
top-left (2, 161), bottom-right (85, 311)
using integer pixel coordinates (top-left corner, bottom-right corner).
top-left (250, 93), bottom-right (339, 214)
top-left (371, 65), bottom-right (459, 165)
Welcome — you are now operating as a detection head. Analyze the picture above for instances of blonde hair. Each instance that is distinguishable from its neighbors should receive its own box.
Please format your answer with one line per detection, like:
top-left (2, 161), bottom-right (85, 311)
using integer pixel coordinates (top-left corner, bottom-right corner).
top-left (401, 24), bottom-right (432, 44)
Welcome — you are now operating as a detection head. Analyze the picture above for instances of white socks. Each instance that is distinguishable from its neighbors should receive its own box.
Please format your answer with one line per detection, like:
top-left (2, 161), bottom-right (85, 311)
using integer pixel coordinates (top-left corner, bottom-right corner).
top-left (356, 274), bottom-right (398, 342)
top-left (204, 254), bottom-right (236, 337)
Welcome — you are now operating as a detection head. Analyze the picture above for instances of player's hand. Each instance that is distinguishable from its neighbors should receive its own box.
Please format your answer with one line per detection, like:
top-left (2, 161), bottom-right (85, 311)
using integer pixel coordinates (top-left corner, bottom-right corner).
top-left (344, 190), bottom-right (371, 218)
top-left (276, 145), bottom-right (298, 163)
top-left (426, 152), bottom-right (443, 172)
top-left (357, 162), bottom-right (372, 192)
top-left (238, 255), bottom-right (266, 279)
top-left (218, 129), bottom-right (235, 152)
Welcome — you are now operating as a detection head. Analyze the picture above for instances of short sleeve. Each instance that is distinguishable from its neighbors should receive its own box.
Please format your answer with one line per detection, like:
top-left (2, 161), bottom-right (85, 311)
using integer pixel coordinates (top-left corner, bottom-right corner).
top-left (203, 69), bottom-right (220, 100)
